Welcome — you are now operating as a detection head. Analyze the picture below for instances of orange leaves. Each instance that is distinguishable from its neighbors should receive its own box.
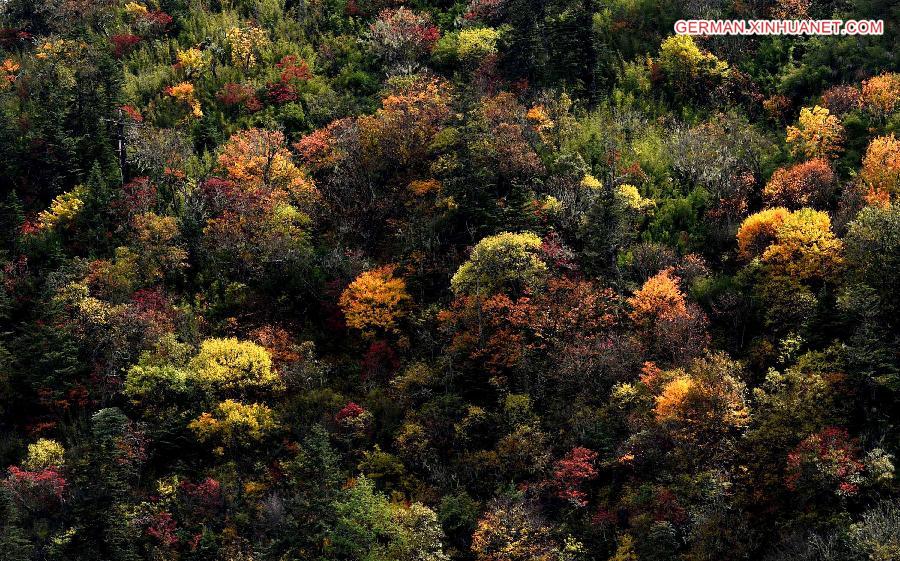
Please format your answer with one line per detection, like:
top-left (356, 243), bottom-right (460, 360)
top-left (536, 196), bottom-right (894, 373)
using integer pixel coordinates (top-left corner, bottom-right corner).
top-left (164, 81), bottom-right (202, 118)
top-left (293, 119), bottom-right (350, 173)
top-left (408, 178), bottom-right (441, 196)
top-left (0, 58), bottom-right (18, 90)
top-left (736, 207), bottom-right (789, 260)
top-left (861, 72), bottom-right (900, 118)
top-left (738, 208), bottom-right (843, 282)
top-left (358, 76), bottom-right (452, 166)
top-left (627, 269), bottom-right (688, 327)
top-left (762, 158), bottom-right (836, 209)
top-left (654, 376), bottom-right (694, 422)
top-left (339, 266), bottom-right (412, 337)
top-left (627, 269), bottom-right (708, 364)
top-left (860, 134), bottom-right (900, 202)
top-left (217, 128), bottom-right (317, 208)
top-left (651, 353), bottom-right (750, 449)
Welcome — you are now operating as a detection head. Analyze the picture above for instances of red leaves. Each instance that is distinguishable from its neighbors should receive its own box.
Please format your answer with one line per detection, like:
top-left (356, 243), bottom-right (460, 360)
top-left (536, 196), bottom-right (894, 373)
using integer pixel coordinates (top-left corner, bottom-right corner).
top-left (551, 447), bottom-right (599, 507)
top-left (4, 466), bottom-right (67, 509)
top-left (276, 55), bottom-right (312, 83)
top-left (785, 427), bottom-right (864, 497)
top-left (110, 34), bottom-right (141, 58)
top-left (336, 401), bottom-right (366, 422)
top-left (265, 56), bottom-right (311, 105)
top-left (145, 511), bottom-right (179, 546)
top-left (180, 477), bottom-right (224, 517)
top-left (265, 81), bottom-right (297, 105)
top-left (217, 82), bottom-right (261, 112)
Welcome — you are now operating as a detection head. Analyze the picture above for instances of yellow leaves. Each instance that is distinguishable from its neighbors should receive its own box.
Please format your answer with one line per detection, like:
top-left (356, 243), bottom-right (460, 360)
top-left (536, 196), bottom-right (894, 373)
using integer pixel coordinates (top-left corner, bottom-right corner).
top-left (35, 39), bottom-right (87, 61)
top-left (450, 232), bottom-right (548, 297)
top-left (165, 81), bottom-right (202, 118)
top-left (654, 376), bottom-right (693, 422)
top-left (651, 354), bottom-right (751, 447)
top-left (657, 35), bottom-right (729, 81)
top-left (23, 439), bottom-right (65, 470)
top-left (176, 47), bottom-right (209, 75)
top-left (860, 134), bottom-right (900, 201)
top-left (615, 184), bottom-right (655, 213)
top-left (736, 207), bottom-right (789, 259)
top-left (226, 26), bottom-right (270, 70)
top-left (762, 209), bottom-right (843, 281)
top-left (189, 337), bottom-right (283, 394)
top-left (738, 208), bottom-right (842, 282)
top-left (339, 266), bottom-right (411, 337)
top-left (471, 500), bottom-right (558, 561)
top-left (455, 27), bottom-right (499, 62)
top-left (627, 268), bottom-right (688, 326)
top-left (124, 2), bottom-right (149, 16)
top-left (861, 72), bottom-right (900, 118)
top-left (786, 105), bottom-right (843, 160)
top-left (609, 534), bottom-right (639, 561)
top-left (581, 174), bottom-right (602, 190)
top-left (526, 105), bottom-right (553, 141)
top-left (189, 399), bottom-right (278, 445)
top-left (38, 185), bottom-right (86, 231)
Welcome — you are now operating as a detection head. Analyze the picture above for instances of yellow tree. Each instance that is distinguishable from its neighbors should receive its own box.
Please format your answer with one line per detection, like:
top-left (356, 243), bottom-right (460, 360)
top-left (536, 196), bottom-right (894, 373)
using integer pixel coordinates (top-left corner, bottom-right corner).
top-left (736, 207), bottom-right (789, 259)
top-left (860, 134), bottom-right (900, 203)
top-left (339, 265), bottom-right (412, 337)
top-left (471, 499), bottom-right (559, 561)
top-left (189, 338), bottom-right (284, 395)
top-left (451, 232), bottom-right (548, 297)
top-left (760, 208), bottom-right (843, 282)
top-left (738, 208), bottom-right (842, 282)
top-left (786, 105), bottom-right (843, 160)
top-left (861, 72), bottom-right (900, 119)
top-left (189, 399), bottom-right (278, 447)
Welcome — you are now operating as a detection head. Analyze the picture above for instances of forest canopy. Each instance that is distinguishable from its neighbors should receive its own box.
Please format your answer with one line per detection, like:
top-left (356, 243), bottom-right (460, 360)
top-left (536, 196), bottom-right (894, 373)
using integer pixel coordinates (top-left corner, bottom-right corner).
top-left (1, 0), bottom-right (899, 559)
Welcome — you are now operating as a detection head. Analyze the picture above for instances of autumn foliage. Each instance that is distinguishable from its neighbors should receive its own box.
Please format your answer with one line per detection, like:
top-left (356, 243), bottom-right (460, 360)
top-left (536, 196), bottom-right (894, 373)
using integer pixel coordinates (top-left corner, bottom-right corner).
top-left (763, 158), bottom-right (836, 209)
top-left (340, 266), bottom-right (412, 337)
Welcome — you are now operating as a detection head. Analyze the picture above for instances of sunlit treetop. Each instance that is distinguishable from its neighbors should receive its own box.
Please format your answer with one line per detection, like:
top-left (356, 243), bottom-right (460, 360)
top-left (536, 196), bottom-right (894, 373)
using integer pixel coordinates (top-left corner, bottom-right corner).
top-left (737, 207), bottom-right (790, 259)
top-left (738, 207), bottom-right (843, 282)
top-left (762, 158), bottom-right (836, 210)
top-left (861, 72), bottom-right (900, 118)
top-left (786, 105), bottom-right (843, 160)
top-left (860, 134), bottom-right (900, 204)
top-left (189, 338), bottom-right (284, 395)
top-left (189, 399), bottom-right (279, 447)
top-left (451, 232), bottom-right (548, 297)
top-left (218, 128), bottom-right (318, 207)
top-left (628, 268), bottom-right (689, 326)
top-left (339, 265), bottom-right (412, 337)
top-left (653, 353), bottom-right (750, 443)
top-left (23, 439), bottom-right (65, 470)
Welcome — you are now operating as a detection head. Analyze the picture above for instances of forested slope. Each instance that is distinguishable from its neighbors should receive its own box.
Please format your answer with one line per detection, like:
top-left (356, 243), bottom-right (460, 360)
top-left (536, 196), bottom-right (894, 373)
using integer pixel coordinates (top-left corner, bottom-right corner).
top-left (1, 0), bottom-right (900, 559)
